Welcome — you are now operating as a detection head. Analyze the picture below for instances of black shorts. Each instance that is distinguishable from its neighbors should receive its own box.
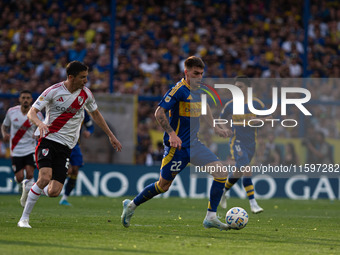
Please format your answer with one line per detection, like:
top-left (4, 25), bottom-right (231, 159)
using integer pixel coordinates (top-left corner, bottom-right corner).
top-left (12, 153), bottom-right (36, 174)
top-left (36, 138), bottom-right (72, 184)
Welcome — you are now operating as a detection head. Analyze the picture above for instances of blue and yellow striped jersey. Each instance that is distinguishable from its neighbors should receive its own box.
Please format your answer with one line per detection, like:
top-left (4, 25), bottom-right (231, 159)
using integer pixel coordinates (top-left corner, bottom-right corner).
top-left (158, 78), bottom-right (202, 148)
top-left (220, 98), bottom-right (267, 146)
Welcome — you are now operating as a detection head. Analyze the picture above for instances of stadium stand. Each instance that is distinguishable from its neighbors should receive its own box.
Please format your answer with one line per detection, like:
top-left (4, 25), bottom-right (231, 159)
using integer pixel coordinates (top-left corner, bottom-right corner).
top-left (0, 0), bottom-right (339, 164)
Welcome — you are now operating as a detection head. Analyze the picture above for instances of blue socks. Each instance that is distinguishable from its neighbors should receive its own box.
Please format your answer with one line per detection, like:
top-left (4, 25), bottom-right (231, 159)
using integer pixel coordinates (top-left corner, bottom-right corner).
top-left (133, 181), bottom-right (165, 206)
top-left (64, 175), bottom-right (77, 196)
top-left (208, 177), bottom-right (227, 212)
top-left (225, 174), bottom-right (239, 191)
top-left (243, 177), bottom-right (255, 200)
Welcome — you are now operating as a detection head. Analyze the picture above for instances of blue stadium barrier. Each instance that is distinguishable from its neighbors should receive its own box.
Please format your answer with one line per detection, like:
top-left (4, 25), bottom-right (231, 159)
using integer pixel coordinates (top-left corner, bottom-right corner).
top-left (0, 159), bottom-right (338, 199)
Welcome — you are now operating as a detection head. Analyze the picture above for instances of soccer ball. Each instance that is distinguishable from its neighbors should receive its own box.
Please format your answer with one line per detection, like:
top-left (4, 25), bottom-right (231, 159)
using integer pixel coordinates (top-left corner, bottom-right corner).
top-left (225, 207), bottom-right (249, 230)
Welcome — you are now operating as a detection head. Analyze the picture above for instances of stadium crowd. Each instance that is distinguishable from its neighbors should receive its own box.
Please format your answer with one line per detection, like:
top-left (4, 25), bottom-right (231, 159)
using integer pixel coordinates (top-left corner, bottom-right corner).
top-left (0, 0), bottom-right (339, 164)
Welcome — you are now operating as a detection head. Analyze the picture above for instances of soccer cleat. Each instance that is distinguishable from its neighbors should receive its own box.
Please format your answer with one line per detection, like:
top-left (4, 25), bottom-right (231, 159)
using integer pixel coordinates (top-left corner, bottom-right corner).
top-left (17, 219), bottom-right (32, 228)
top-left (219, 188), bottom-right (227, 209)
top-left (121, 199), bottom-right (134, 228)
top-left (251, 203), bottom-right (264, 214)
top-left (59, 199), bottom-right (72, 206)
top-left (20, 180), bottom-right (29, 208)
top-left (203, 217), bottom-right (231, 231)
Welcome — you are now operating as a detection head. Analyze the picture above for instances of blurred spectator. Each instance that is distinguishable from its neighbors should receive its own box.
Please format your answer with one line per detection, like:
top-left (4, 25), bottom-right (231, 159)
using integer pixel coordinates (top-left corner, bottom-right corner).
top-left (263, 133), bottom-right (282, 165)
top-left (145, 141), bottom-right (164, 166)
top-left (261, 61), bottom-right (281, 78)
top-left (139, 54), bottom-right (160, 76)
top-left (303, 130), bottom-right (333, 164)
top-left (0, 137), bottom-right (7, 158)
top-left (253, 137), bottom-right (267, 165)
top-left (68, 40), bottom-right (87, 62)
top-left (282, 143), bottom-right (299, 165)
top-left (282, 34), bottom-right (304, 54)
top-left (136, 122), bottom-right (152, 164)
top-left (288, 54), bottom-right (302, 77)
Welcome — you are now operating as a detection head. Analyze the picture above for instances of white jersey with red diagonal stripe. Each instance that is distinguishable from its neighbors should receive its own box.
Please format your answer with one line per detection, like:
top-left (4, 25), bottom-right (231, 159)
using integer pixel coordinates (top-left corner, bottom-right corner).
top-left (3, 105), bottom-right (44, 157)
top-left (32, 82), bottom-right (98, 149)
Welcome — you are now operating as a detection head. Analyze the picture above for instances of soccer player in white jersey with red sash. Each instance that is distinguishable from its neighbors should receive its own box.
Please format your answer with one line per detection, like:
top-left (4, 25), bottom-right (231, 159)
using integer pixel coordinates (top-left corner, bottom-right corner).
top-left (1, 90), bottom-right (44, 206)
top-left (17, 61), bottom-right (122, 228)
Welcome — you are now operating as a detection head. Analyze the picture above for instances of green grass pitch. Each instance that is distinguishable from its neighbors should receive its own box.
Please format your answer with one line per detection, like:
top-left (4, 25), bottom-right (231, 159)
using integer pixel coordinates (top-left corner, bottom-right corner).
top-left (0, 195), bottom-right (339, 255)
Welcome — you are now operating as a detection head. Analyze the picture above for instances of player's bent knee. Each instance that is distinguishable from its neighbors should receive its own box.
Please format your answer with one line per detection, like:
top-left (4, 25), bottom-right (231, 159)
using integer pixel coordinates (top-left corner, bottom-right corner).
top-left (243, 171), bottom-right (252, 177)
top-left (208, 162), bottom-right (228, 179)
top-left (16, 176), bottom-right (24, 183)
top-left (157, 174), bottom-right (173, 192)
top-left (39, 175), bottom-right (51, 184)
top-left (48, 190), bottom-right (61, 197)
top-left (212, 172), bottom-right (228, 179)
top-left (161, 186), bottom-right (169, 192)
top-left (26, 172), bottom-right (34, 179)
top-left (233, 169), bottom-right (243, 178)
top-left (15, 171), bottom-right (24, 183)
top-left (36, 175), bottom-right (52, 188)
top-left (38, 169), bottom-right (52, 183)
top-left (159, 183), bottom-right (170, 192)
top-left (158, 180), bottom-right (172, 192)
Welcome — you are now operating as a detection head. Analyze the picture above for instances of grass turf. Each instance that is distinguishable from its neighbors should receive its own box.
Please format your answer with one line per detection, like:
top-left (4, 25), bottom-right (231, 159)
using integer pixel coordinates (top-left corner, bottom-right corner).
top-left (0, 195), bottom-right (339, 255)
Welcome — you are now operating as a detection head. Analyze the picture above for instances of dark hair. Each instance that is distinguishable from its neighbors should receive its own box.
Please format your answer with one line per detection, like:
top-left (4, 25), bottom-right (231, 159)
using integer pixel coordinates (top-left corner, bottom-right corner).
top-left (66, 61), bottom-right (88, 77)
top-left (20, 90), bottom-right (32, 96)
top-left (235, 75), bottom-right (251, 87)
top-left (184, 56), bottom-right (205, 70)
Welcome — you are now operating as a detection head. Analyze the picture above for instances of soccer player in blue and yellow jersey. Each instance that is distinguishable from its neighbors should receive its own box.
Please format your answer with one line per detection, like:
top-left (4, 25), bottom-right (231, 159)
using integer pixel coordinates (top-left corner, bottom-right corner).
top-left (219, 75), bottom-right (269, 214)
top-left (121, 56), bottom-right (233, 231)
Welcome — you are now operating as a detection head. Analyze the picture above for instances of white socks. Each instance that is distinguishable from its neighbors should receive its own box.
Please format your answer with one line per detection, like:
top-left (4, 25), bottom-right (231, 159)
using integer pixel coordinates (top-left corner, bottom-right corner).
top-left (249, 198), bottom-right (257, 207)
top-left (42, 185), bottom-right (49, 197)
top-left (206, 211), bottom-right (217, 220)
top-left (128, 201), bottom-right (137, 210)
top-left (20, 184), bottom-right (42, 221)
top-left (61, 194), bottom-right (68, 201)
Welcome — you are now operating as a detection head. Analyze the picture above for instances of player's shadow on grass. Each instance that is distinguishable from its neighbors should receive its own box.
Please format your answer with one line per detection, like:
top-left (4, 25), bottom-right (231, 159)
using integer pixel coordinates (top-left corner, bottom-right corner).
top-left (0, 239), bottom-right (166, 254)
top-left (127, 225), bottom-right (232, 240)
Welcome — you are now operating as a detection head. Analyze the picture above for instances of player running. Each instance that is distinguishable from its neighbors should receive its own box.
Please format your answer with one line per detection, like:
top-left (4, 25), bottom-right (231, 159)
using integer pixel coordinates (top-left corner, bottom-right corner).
top-left (1, 90), bottom-right (44, 207)
top-left (219, 75), bottom-right (270, 214)
top-left (121, 56), bottom-right (233, 231)
top-left (17, 61), bottom-right (122, 228)
top-left (59, 110), bottom-right (94, 206)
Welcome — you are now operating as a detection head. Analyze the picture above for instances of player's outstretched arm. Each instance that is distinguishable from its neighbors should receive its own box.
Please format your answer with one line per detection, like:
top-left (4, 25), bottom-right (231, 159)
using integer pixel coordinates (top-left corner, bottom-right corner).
top-left (155, 106), bottom-right (182, 149)
top-left (88, 109), bottom-right (122, 152)
top-left (27, 107), bottom-right (49, 138)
